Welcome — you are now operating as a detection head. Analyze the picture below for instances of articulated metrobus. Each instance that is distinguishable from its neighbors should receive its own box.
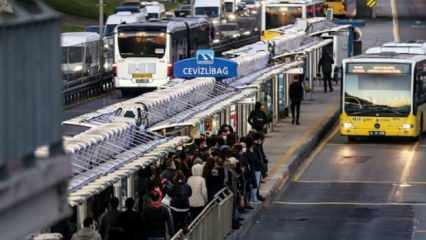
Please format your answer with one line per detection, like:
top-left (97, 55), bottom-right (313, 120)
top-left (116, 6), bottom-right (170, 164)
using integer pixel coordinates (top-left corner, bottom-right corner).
top-left (262, 0), bottom-right (325, 40)
top-left (114, 17), bottom-right (211, 92)
top-left (324, 0), bottom-right (357, 17)
top-left (340, 42), bottom-right (426, 140)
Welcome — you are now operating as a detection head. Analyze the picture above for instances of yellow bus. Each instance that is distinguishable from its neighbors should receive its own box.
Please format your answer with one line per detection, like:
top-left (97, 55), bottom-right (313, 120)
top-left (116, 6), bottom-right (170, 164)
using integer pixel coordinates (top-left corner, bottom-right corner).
top-left (324, 0), bottom-right (345, 16)
top-left (324, 0), bottom-right (357, 18)
top-left (261, 0), bottom-right (324, 39)
top-left (340, 42), bottom-right (426, 140)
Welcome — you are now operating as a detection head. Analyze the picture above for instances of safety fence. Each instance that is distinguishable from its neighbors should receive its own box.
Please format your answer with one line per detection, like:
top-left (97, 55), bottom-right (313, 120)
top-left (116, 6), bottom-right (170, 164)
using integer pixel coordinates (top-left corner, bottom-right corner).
top-left (64, 72), bottom-right (114, 106)
top-left (171, 188), bottom-right (234, 240)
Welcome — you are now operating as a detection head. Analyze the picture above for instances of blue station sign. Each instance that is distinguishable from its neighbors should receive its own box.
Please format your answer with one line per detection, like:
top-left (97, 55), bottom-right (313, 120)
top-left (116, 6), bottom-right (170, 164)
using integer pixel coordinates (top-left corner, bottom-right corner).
top-left (174, 49), bottom-right (238, 79)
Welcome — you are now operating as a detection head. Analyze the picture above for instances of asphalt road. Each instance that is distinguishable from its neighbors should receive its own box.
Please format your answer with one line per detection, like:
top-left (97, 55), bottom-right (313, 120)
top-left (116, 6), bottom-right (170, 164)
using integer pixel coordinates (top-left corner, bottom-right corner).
top-left (243, 20), bottom-right (426, 240)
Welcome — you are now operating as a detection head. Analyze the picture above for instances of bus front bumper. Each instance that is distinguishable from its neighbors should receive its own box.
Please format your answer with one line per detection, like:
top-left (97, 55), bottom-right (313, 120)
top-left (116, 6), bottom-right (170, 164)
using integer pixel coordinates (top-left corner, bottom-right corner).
top-left (340, 114), bottom-right (419, 137)
top-left (114, 77), bottom-right (169, 89)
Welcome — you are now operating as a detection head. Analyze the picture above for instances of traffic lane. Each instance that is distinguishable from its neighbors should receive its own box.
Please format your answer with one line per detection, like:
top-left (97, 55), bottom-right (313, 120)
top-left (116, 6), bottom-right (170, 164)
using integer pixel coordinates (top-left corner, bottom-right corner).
top-left (407, 137), bottom-right (426, 182)
top-left (297, 134), bottom-right (415, 183)
top-left (243, 204), bottom-right (414, 240)
top-left (64, 90), bottom-right (126, 120)
top-left (361, 20), bottom-right (426, 50)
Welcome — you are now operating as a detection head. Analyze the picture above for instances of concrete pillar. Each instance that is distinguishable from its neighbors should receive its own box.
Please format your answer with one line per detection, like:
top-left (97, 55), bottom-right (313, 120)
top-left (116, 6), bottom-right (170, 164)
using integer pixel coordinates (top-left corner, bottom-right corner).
top-left (77, 201), bottom-right (88, 230)
top-left (113, 181), bottom-right (122, 209)
top-left (127, 175), bottom-right (135, 199)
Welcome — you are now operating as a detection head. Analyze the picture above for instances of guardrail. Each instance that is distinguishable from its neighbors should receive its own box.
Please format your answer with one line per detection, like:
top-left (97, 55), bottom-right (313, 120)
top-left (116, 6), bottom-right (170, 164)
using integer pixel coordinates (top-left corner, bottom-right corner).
top-left (213, 33), bottom-right (261, 55)
top-left (64, 71), bottom-right (114, 105)
top-left (171, 188), bottom-right (234, 240)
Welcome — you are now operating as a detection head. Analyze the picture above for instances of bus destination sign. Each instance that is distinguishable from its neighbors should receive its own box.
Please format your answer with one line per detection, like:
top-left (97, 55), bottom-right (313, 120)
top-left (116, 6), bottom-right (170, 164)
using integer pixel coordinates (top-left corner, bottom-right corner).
top-left (348, 63), bottom-right (410, 75)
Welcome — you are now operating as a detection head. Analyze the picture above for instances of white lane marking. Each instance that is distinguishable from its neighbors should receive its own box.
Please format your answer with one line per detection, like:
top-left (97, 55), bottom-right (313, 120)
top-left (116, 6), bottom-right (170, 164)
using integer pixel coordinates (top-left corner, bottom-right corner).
top-left (294, 180), bottom-right (426, 185)
top-left (273, 201), bottom-right (426, 206)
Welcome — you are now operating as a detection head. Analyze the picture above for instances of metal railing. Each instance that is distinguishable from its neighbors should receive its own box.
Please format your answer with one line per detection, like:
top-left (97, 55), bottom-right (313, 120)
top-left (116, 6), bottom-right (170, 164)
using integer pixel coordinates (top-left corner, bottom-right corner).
top-left (171, 188), bottom-right (234, 240)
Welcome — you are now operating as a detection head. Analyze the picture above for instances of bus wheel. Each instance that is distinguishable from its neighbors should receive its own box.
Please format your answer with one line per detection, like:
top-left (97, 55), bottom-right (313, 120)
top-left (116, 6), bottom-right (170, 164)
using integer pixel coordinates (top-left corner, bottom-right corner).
top-left (348, 136), bottom-right (356, 142)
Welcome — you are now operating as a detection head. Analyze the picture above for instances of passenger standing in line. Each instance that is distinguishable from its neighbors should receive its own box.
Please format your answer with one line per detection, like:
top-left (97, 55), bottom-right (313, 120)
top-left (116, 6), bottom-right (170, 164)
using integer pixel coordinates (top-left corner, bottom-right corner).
top-left (289, 76), bottom-right (304, 125)
top-left (319, 50), bottom-right (335, 92)
top-left (252, 132), bottom-right (268, 184)
top-left (241, 137), bottom-right (262, 203)
top-left (71, 217), bottom-right (101, 240)
top-left (119, 198), bottom-right (141, 240)
top-left (248, 102), bottom-right (268, 133)
top-left (233, 143), bottom-right (251, 211)
top-left (187, 163), bottom-right (208, 220)
top-left (99, 197), bottom-right (122, 240)
top-left (142, 191), bottom-right (174, 240)
top-left (160, 158), bottom-right (177, 183)
top-left (205, 157), bottom-right (226, 202)
top-left (169, 171), bottom-right (192, 232)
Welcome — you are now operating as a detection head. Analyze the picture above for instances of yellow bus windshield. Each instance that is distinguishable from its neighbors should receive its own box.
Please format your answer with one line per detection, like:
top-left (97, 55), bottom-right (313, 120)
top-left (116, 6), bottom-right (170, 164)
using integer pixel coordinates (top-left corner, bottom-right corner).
top-left (344, 63), bottom-right (412, 117)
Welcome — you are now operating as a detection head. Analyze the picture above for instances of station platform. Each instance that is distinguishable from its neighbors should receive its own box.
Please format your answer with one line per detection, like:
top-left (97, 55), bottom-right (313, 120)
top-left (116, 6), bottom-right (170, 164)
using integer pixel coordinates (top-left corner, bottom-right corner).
top-left (228, 85), bottom-right (341, 239)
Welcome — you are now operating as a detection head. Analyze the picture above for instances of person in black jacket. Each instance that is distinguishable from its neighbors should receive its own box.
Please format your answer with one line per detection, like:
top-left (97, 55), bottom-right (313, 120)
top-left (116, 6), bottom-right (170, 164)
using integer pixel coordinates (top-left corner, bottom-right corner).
top-left (99, 197), bottom-right (123, 240)
top-left (241, 136), bottom-right (262, 203)
top-left (248, 102), bottom-right (268, 133)
top-left (119, 198), bottom-right (142, 240)
top-left (205, 157), bottom-right (226, 202)
top-left (319, 50), bottom-right (335, 92)
top-left (289, 76), bottom-right (304, 125)
top-left (142, 191), bottom-right (174, 240)
top-left (169, 170), bottom-right (192, 232)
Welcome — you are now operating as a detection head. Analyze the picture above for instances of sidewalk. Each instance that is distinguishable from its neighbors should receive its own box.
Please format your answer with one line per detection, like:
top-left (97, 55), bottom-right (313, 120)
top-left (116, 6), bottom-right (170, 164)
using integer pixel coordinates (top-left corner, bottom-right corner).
top-left (228, 85), bottom-right (341, 239)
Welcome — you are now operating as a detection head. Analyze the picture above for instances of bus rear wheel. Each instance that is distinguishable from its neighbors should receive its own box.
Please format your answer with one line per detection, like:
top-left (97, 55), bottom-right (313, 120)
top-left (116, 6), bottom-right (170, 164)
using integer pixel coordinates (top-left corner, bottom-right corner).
top-left (347, 136), bottom-right (357, 142)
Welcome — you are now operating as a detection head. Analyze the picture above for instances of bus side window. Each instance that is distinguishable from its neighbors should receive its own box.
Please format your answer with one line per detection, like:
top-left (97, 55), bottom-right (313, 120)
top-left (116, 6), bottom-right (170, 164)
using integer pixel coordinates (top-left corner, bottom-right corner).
top-left (180, 38), bottom-right (187, 59)
top-left (416, 61), bottom-right (426, 105)
top-left (315, 3), bottom-right (324, 17)
top-left (189, 28), bottom-right (198, 57)
top-left (200, 25), bottom-right (210, 48)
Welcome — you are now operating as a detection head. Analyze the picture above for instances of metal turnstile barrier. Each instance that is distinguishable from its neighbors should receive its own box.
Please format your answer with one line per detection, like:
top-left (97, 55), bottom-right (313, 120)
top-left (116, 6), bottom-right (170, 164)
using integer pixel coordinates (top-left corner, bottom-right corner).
top-left (171, 188), bottom-right (234, 240)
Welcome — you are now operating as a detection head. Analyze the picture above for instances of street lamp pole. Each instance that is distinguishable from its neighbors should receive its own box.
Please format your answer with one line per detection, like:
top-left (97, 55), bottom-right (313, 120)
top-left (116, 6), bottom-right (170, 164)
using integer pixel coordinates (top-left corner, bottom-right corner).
top-left (99, 0), bottom-right (104, 38)
top-left (390, 0), bottom-right (400, 42)
top-left (99, 0), bottom-right (104, 73)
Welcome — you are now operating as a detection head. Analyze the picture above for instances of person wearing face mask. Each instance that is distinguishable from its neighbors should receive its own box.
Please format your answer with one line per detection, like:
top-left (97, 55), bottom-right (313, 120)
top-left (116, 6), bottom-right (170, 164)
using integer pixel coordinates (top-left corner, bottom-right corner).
top-left (71, 217), bottom-right (102, 240)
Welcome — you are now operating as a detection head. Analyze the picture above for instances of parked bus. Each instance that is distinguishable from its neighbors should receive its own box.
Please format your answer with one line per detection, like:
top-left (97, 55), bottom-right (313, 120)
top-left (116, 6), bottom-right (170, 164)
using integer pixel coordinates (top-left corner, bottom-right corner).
top-left (262, 0), bottom-right (324, 35)
top-left (114, 18), bottom-right (211, 92)
top-left (324, 0), bottom-right (357, 17)
top-left (340, 42), bottom-right (426, 140)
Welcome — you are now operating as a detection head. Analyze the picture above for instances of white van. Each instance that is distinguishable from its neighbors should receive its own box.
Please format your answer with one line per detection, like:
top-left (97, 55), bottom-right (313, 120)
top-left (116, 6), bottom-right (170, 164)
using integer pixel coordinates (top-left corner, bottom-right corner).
top-left (145, 2), bottom-right (166, 19)
top-left (193, 0), bottom-right (225, 20)
top-left (105, 11), bottom-right (146, 37)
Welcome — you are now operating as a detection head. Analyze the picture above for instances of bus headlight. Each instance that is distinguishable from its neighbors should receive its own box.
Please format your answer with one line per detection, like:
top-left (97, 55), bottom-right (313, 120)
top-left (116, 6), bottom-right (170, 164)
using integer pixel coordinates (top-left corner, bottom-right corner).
top-left (342, 123), bottom-right (353, 129)
top-left (228, 14), bottom-right (237, 21)
top-left (402, 124), bottom-right (414, 129)
top-left (73, 65), bottom-right (83, 72)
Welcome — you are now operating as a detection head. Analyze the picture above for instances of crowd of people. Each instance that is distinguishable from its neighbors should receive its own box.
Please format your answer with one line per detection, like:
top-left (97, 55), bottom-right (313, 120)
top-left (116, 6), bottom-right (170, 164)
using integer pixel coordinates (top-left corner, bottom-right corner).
top-left (70, 102), bottom-right (270, 240)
